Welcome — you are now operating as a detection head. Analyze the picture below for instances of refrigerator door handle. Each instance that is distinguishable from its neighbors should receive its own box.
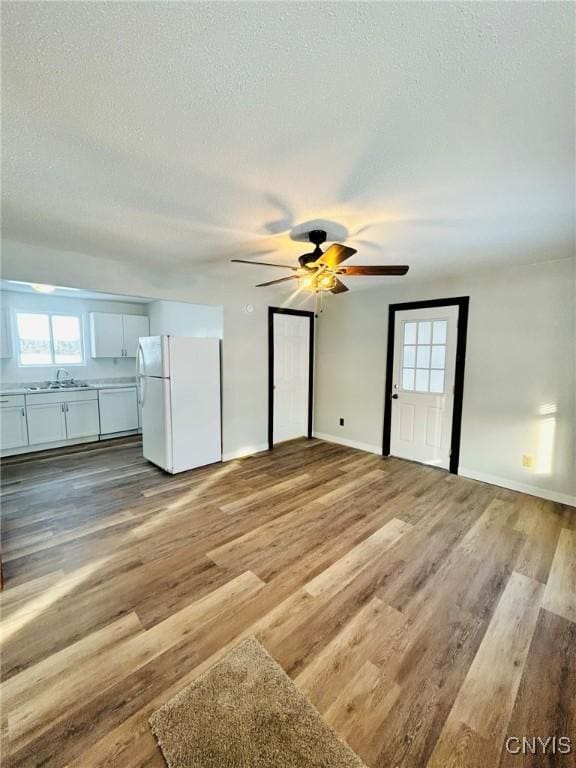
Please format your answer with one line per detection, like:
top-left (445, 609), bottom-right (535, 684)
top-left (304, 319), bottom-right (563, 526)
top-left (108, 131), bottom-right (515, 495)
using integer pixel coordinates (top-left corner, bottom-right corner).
top-left (137, 343), bottom-right (146, 407)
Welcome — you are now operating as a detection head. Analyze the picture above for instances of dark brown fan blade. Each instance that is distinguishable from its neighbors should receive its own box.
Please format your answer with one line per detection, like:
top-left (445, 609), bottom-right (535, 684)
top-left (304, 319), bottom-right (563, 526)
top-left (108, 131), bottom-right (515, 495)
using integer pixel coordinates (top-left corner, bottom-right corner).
top-left (339, 265), bottom-right (409, 276)
top-left (330, 277), bottom-right (349, 294)
top-left (316, 244), bottom-right (357, 269)
top-left (231, 259), bottom-right (297, 270)
top-left (256, 276), bottom-right (299, 287)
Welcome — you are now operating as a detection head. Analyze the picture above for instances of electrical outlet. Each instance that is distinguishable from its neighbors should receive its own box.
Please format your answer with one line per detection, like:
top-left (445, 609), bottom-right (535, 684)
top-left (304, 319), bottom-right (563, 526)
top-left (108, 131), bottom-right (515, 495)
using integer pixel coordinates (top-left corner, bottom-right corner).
top-left (522, 454), bottom-right (534, 469)
top-left (339, 418), bottom-right (344, 427)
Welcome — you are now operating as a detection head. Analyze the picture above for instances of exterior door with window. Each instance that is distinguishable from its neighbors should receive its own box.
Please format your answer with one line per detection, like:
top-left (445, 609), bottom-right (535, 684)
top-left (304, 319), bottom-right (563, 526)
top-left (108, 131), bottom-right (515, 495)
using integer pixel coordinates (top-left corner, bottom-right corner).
top-left (390, 306), bottom-right (458, 469)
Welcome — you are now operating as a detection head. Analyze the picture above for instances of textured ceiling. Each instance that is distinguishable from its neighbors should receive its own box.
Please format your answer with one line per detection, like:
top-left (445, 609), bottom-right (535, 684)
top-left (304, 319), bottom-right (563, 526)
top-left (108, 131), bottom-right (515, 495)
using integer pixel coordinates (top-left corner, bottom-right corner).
top-left (2, 1), bottom-right (574, 289)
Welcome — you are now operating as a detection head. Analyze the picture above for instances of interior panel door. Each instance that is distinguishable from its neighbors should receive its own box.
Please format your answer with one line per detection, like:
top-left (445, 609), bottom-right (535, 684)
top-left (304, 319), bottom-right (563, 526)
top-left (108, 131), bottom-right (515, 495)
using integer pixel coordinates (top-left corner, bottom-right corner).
top-left (390, 306), bottom-right (458, 469)
top-left (273, 313), bottom-right (310, 445)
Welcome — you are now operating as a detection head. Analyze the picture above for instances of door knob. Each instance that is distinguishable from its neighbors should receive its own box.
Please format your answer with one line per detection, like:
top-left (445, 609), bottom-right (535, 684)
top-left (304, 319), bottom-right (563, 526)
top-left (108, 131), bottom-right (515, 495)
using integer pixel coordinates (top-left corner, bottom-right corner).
top-left (392, 394), bottom-right (399, 399)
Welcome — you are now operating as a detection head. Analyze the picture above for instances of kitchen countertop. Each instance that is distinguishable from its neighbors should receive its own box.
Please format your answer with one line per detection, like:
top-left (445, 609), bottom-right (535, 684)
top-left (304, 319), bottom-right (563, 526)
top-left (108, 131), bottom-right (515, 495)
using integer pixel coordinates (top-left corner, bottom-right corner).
top-left (1, 381), bottom-right (138, 396)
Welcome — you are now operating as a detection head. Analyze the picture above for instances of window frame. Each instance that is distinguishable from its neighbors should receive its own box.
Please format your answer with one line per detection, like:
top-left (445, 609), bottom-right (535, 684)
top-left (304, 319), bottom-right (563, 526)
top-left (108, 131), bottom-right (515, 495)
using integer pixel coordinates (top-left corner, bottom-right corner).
top-left (15, 310), bottom-right (85, 368)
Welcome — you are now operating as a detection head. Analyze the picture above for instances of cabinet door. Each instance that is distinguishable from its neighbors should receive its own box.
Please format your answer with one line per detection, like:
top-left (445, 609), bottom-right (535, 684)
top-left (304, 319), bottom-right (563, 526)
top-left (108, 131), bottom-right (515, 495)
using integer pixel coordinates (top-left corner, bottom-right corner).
top-left (0, 309), bottom-right (12, 358)
top-left (27, 403), bottom-right (67, 445)
top-left (1, 406), bottom-right (28, 449)
top-left (122, 315), bottom-right (149, 358)
top-left (65, 401), bottom-right (100, 439)
top-left (90, 312), bottom-right (124, 358)
top-left (98, 388), bottom-right (138, 433)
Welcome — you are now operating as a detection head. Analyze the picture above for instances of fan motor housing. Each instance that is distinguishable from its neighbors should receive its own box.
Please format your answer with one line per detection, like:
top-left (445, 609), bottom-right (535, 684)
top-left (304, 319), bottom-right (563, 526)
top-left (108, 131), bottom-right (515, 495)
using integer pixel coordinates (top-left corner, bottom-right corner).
top-left (298, 230), bottom-right (327, 268)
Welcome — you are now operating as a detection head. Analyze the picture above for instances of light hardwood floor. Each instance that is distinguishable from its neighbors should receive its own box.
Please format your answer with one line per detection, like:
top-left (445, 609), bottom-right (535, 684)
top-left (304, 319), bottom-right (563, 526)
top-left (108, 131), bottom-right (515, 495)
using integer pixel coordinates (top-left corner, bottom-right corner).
top-left (1, 437), bottom-right (575, 767)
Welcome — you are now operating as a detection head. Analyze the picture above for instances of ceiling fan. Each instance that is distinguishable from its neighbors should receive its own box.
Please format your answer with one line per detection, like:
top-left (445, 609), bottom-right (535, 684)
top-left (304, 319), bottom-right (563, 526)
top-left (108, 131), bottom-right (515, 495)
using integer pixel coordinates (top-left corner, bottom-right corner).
top-left (231, 230), bottom-right (409, 294)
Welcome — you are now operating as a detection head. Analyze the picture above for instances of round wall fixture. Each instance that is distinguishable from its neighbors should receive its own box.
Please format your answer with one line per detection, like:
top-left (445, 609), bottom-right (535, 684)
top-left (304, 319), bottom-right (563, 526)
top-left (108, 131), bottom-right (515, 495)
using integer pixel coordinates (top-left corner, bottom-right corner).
top-left (244, 304), bottom-right (255, 314)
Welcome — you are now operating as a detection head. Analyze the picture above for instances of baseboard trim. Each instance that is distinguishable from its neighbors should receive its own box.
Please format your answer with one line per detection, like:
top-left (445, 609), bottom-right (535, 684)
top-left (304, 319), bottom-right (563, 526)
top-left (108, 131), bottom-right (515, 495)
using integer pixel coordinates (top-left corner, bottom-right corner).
top-left (222, 443), bottom-right (269, 462)
top-left (459, 467), bottom-right (576, 507)
top-left (313, 432), bottom-right (381, 455)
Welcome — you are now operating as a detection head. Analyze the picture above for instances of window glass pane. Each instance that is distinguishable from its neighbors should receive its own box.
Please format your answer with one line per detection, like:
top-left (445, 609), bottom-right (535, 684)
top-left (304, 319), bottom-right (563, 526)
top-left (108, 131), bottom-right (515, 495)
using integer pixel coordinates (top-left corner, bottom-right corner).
top-left (52, 315), bottom-right (83, 364)
top-left (16, 313), bottom-right (52, 365)
top-left (403, 345), bottom-right (416, 368)
top-left (431, 345), bottom-right (446, 369)
top-left (404, 322), bottom-right (417, 344)
top-left (415, 368), bottom-right (429, 391)
top-left (432, 320), bottom-right (447, 344)
top-left (416, 345), bottom-right (430, 368)
top-left (417, 321), bottom-right (431, 344)
top-left (402, 368), bottom-right (415, 390)
top-left (429, 369), bottom-right (445, 393)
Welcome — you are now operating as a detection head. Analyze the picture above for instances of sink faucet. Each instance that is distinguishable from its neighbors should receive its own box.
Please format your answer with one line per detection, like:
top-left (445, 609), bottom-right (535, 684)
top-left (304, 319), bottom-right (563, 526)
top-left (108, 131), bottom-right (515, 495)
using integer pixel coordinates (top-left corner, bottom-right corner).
top-left (56, 368), bottom-right (71, 384)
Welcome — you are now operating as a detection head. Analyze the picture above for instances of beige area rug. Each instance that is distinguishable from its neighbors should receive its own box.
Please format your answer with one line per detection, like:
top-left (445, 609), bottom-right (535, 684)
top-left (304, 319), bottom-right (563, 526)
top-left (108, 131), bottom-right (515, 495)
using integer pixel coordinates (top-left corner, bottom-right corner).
top-left (149, 637), bottom-right (367, 768)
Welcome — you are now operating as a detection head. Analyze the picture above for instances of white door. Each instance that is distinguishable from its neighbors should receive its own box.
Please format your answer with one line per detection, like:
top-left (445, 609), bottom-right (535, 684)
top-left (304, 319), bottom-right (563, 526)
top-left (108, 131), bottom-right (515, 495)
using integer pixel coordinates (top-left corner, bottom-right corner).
top-left (1, 406), bottom-right (28, 449)
top-left (273, 313), bottom-right (310, 444)
top-left (27, 402), bottom-right (67, 445)
top-left (65, 401), bottom-right (100, 439)
top-left (138, 336), bottom-right (170, 378)
top-left (99, 388), bottom-right (138, 434)
top-left (123, 315), bottom-right (149, 358)
top-left (90, 313), bottom-right (124, 358)
top-left (141, 376), bottom-right (172, 472)
top-left (390, 306), bottom-right (458, 469)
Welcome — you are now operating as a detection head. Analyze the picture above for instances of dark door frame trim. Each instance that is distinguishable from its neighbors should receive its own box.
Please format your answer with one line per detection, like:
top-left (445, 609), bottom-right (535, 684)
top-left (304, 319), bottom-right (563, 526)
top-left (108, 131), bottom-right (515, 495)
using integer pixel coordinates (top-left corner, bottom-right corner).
top-left (268, 306), bottom-right (315, 451)
top-left (382, 296), bottom-right (470, 474)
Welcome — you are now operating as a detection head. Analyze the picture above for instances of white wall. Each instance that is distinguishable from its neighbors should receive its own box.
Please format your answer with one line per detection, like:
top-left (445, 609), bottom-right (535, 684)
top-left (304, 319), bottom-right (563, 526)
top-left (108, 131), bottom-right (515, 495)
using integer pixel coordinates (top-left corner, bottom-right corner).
top-left (148, 300), bottom-right (223, 338)
top-left (1, 240), bottom-right (314, 460)
top-left (315, 258), bottom-right (575, 503)
top-left (0, 289), bottom-right (147, 383)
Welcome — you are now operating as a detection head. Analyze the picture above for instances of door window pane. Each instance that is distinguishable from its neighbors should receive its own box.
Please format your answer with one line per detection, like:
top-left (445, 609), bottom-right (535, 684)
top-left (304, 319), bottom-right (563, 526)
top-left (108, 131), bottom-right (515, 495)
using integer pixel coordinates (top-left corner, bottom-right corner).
top-left (417, 321), bottom-right (431, 344)
top-left (416, 345), bottom-right (431, 368)
top-left (52, 315), bottom-right (83, 364)
top-left (402, 368), bottom-right (415, 390)
top-left (432, 320), bottom-right (447, 344)
top-left (429, 369), bottom-right (445, 393)
top-left (415, 369), bottom-right (429, 391)
top-left (16, 313), bottom-right (52, 365)
top-left (404, 322), bottom-right (417, 344)
top-left (403, 345), bottom-right (416, 368)
top-left (431, 345), bottom-right (446, 369)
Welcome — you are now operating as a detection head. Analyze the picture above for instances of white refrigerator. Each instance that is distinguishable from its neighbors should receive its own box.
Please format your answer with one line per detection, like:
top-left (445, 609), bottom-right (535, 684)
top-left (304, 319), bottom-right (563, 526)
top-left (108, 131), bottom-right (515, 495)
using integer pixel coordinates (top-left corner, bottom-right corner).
top-left (137, 336), bottom-right (222, 474)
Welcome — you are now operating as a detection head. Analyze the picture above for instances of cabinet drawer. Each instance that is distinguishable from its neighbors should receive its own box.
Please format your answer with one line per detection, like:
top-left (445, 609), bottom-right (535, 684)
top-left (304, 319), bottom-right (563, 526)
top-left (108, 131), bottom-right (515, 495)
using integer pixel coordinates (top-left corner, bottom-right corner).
top-left (0, 395), bottom-right (25, 408)
top-left (25, 390), bottom-right (97, 406)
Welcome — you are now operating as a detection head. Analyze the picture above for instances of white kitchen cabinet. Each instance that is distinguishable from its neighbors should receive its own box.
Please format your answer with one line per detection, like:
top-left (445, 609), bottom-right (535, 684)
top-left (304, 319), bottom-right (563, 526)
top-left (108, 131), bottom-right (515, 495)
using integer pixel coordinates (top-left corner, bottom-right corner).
top-left (122, 316), bottom-right (149, 358)
top-left (98, 387), bottom-right (138, 434)
top-left (0, 400), bottom-right (28, 449)
top-left (66, 400), bottom-right (100, 439)
top-left (27, 402), bottom-right (68, 445)
top-left (89, 313), bottom-right (124, 358)
top-left (0, 309), bottom-right (12, 358)
top-left (90, 313), bottom-right (149, 358)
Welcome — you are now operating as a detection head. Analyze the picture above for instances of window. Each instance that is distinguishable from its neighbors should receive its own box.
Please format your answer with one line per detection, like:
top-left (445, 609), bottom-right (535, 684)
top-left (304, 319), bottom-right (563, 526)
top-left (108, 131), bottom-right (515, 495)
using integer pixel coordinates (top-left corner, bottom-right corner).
top-left (16, 312), bottom-right (84, 366)
top-left (401, 319), bottom-right (447, 393)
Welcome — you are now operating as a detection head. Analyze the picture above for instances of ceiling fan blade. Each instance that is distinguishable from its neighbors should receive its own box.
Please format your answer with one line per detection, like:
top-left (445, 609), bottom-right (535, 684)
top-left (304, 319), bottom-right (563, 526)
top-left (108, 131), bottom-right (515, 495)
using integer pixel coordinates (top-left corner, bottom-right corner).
top-left (316, 244), bottom-right (357, 269)
top-left (231, 259), bottom-right (296, 270)
top-left (255, 276), bottom-right (299, 287)
top-left (339, 265), bottom-right (409, 276)
top-left (330, 277), bottom-right (349, 294)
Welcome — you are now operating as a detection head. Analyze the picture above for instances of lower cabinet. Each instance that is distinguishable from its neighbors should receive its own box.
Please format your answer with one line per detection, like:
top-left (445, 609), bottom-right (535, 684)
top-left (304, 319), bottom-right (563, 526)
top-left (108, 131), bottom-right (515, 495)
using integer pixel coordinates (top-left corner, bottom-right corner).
top-left (1, 405), bottom-right (28, 449)
top-left (26, 393), bottom-right (100, 446)
top-left (66, 401), bottom-right (100, 439)
top-left (27, 402), bottom-right (67, 445)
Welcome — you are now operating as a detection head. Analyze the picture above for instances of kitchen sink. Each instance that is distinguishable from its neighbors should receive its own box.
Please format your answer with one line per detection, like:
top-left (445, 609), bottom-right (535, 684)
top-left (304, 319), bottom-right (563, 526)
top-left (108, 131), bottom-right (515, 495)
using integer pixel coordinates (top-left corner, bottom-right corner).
top-left (26, 383), bottom-right (91, 391)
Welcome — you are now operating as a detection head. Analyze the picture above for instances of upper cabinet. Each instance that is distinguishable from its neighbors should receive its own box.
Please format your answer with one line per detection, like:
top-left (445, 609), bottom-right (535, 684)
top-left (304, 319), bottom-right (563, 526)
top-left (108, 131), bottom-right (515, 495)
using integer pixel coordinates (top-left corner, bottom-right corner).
top-left (0, 308), bottom-right (12, 358)
top-left (89, 312), bottom-right (149, 358)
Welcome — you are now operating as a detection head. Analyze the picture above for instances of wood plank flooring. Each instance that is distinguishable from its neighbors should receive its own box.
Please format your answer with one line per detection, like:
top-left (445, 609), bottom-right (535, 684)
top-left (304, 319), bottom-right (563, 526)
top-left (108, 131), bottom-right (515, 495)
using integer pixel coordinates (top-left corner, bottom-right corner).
top-left (1, 437), bottom-right (574, 767)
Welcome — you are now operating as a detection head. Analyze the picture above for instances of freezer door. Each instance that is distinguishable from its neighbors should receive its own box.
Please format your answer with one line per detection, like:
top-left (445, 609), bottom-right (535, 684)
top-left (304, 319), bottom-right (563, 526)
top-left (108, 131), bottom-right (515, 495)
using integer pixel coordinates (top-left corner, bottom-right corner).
top-left (138, 336), bottom-right (170, 378)
top-left (141, 376), bottom-right (173, 472)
